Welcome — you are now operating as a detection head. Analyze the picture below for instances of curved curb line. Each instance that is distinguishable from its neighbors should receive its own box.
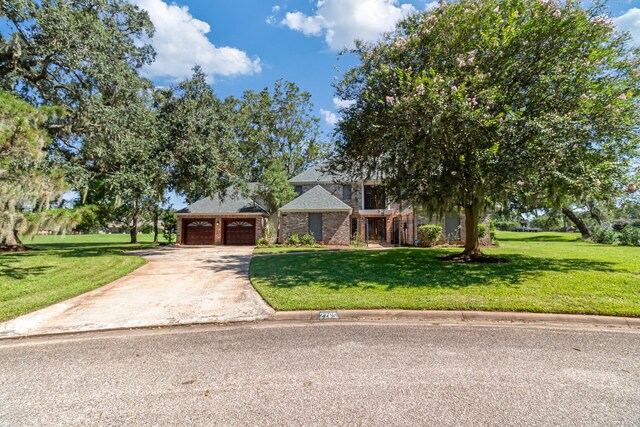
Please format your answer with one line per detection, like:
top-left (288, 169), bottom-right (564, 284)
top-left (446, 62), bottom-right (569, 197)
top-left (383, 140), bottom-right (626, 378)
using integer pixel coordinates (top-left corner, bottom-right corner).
top-left (269, 309), bottom-right (640, 329)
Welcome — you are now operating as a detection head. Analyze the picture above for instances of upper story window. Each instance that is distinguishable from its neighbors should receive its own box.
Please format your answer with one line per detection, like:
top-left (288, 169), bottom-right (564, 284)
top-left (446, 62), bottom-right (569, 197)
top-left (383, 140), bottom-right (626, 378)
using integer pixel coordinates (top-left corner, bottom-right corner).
top-left (342, 185), bottom-right (352, 201)
top-left (364, 185), bottom-right (386, 209)
top-left (294, 185), bottom-right (303, 196)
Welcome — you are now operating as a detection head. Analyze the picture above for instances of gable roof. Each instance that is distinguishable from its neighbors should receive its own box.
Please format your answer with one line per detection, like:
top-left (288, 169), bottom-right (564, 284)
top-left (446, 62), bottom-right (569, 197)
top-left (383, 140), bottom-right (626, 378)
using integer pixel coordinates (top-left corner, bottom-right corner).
top-left (178, 189), bottom-right (267, 215)
top-left (280, 185), bottom-right (352, 212)
top-left (289, 162), bottom-right (348, 184)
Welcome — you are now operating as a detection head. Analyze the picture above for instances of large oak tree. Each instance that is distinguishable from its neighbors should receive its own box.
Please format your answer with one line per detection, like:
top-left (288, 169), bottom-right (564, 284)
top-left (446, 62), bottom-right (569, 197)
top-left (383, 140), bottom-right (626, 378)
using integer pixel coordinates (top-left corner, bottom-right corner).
top-left (332, 0), bottom-right (639, 259)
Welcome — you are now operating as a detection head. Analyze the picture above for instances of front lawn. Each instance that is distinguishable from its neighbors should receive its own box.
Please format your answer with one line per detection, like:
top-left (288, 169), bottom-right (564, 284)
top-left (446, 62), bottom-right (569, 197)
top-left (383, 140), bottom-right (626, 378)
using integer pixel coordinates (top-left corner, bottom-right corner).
top-left (0, 234), bottom-right (161, 321)
top-left (250, 231), bottom-right (640, 316)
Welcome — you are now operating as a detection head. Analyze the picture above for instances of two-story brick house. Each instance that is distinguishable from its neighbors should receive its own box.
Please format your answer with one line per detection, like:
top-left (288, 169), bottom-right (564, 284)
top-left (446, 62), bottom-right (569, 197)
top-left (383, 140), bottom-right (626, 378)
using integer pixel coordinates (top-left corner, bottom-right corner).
top-left (176, 162), bottom-right (487, 246)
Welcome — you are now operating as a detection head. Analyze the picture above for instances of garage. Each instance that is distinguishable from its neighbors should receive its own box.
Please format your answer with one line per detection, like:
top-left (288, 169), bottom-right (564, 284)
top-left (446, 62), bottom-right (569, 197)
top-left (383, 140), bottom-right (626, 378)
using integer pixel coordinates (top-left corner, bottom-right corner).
top-left (184, 219), bottom-right (215, 245)
top-left (224, 218), bottom-right (256, 245)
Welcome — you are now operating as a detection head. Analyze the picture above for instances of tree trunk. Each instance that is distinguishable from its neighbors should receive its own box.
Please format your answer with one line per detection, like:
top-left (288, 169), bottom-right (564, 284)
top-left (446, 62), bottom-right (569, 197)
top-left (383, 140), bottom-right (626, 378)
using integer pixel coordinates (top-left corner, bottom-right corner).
top-left (130, 200), bottom-right (139, 244)
top-left (153, 207), bottom-right (159, 244)
top-left (462, 203), bottom-right (482, 257)
top-left (561, 206), bottom-right (590, 239)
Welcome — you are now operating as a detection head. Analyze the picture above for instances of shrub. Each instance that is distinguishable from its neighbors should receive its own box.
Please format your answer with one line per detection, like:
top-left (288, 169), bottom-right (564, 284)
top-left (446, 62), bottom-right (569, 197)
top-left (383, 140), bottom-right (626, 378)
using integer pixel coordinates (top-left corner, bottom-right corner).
top-left (489, 220), bottom-right (497, 243)
top-left (350, 232), bottom-right (364, 247)
top-left (477, 223), bottom-right (487, 238)
top-left (288, 233), bottom-right (300, 245)
top-left (493, 220), bottom-right (519, 231)
top-left (162, 211), bottom-right (177, 244)
top-left (300, 233), bottom-right (315, 245)
top-left (530, 215), bottom-right (563, 231)
top-left (619, 226), bottom-right (640, 246)
top-left (257, 237), bottom-right (269, 247)
top-left (612, 219), bottom-right (630, 232)
top-left (592, 226), bottom-right (617, 245)
top-left (417, 224), bottom-right (442, 247)
top-left (139, 224), bottom-right (154, 234)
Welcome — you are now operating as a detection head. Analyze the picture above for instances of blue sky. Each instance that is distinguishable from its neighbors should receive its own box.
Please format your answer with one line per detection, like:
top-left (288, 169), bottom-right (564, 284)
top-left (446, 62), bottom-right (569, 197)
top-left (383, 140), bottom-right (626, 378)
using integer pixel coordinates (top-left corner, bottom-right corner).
top-left (130, 0), bottom-right (639, 208)
top-left (134, 0), bottom-right (640, 135)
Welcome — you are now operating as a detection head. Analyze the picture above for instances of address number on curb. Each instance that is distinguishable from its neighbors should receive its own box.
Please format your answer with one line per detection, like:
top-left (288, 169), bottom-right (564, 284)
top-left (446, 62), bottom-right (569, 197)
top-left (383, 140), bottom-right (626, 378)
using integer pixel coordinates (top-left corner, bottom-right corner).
top-left (319, 311), bottom-right (339, 320)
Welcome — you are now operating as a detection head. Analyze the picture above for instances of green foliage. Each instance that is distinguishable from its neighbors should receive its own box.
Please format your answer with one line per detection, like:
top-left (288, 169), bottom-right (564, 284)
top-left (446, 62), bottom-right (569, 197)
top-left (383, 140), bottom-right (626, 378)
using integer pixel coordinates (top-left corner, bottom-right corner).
top-left (530, 215), bottom-right (563, 231)
top-left (0, 0), bottom-right (154, 136)
top-left (592, 226), bottom-right (617, 244)
top-left (73, 205), bottom-right (100, 233)
top-left (619, 225), bottom-right (640, 246)
top-left (139, 224), bottom-right (153, 234)
top-left (254, 161), bottom-right (296, 216)
top-left (159, 67), bottom-right (243, 204)
top-left (161, 210), bottom-right (177, 244)
top-left (288, 233), bottom-right (300, 245)
top-left (477, 223), bottom-right (487, 238)
top-left (257, 237), bottom-right (268, 247)
top-left (300, 233), bottom-right (316, 245)
top-left (235, 79), bottom-right (324, 181)
top-left (489, 220), bottom-right (497, 243)
top-left (351, 232), bottom-right (365, 247)
top-left (332, 0), bottom-right (640, 256)
top-left (493, 220), bottom-right (520, 231)
top-left (0, 90), bottom-right (67, 246)
top-left (417, 224), bottom-right (442, 247)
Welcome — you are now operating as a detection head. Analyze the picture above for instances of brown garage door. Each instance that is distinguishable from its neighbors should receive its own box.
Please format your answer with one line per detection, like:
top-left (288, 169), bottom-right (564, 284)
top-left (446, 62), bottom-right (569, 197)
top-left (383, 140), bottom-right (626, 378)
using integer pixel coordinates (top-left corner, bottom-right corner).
top-left (184, 220), bottom-right (215, 245)
top-left (224, 218), bottom-right (256, 245)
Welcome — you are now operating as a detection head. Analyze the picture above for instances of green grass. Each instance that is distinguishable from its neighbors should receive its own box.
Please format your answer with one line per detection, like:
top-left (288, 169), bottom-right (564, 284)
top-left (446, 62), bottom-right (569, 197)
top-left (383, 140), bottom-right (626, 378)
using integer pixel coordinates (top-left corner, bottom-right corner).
top-left (0, 234), bottom-right (163, 321)
top-left (254, 245), bottom-right (354, 255)
top-left (250, 231), bottom-right (640, 316)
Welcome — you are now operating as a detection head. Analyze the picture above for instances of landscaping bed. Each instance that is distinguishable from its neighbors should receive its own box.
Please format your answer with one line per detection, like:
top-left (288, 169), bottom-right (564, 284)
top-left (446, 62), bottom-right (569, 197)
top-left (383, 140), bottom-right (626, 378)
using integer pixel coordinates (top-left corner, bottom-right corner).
top-left (250, 231), bottom-right (640, 317)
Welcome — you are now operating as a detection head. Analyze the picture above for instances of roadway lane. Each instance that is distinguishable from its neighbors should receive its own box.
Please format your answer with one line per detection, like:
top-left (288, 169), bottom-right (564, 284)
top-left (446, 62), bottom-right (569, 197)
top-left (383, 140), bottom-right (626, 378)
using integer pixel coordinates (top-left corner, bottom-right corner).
top-left (1, 322), bottom-right (639, 426)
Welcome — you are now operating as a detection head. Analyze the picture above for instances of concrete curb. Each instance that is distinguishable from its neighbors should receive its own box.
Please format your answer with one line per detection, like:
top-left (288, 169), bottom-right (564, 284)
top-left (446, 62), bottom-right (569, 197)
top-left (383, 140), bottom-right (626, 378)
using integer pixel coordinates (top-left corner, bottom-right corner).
top-left (2, 310), bottom-right (638, 341)
top-left (269, 309), bottom-right (640, 329)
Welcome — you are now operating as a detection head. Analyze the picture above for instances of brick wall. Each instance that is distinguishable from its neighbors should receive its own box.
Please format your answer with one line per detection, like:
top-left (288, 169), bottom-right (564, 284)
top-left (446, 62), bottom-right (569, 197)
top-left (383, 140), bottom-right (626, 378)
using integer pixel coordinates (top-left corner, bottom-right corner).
top-left (280, 211), bottom-right (351, 246)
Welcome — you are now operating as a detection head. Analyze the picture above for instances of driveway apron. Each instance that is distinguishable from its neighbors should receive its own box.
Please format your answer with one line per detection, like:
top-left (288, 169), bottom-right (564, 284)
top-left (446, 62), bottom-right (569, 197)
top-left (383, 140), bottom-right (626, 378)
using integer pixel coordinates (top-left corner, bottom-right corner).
top-left (0, 246), bottom-right (273, 338)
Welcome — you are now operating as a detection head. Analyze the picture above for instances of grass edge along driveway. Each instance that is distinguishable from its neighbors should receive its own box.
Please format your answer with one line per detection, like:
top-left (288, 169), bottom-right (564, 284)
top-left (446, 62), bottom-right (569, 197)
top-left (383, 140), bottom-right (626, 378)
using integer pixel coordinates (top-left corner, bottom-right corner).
top-left (250, 232), bottom-right (640, 317)
top-left (0, 234), bottom-right (161, 322)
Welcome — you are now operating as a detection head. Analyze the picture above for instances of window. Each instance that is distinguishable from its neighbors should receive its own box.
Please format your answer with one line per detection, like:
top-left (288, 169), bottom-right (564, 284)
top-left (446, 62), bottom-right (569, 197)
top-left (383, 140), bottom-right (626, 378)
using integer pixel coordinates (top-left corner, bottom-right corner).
top-left (364, 185), bottom-right (386, 209)
top-left (351, 218), bottom-right (358, 235)
top-left (342, 185), bottom-right (352, 201)
top-left (294, 185), bottom-right (303, 196)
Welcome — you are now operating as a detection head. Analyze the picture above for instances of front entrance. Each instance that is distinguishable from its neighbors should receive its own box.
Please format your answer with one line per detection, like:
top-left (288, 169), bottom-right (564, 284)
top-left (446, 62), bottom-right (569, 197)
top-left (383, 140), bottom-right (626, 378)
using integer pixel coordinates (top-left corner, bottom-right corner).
top-left (366, 217), bottom-right (386, 242)
top-left (224, 218), bottom-right (256, 245)
top-left (184, 219), bottom-right (215, 245)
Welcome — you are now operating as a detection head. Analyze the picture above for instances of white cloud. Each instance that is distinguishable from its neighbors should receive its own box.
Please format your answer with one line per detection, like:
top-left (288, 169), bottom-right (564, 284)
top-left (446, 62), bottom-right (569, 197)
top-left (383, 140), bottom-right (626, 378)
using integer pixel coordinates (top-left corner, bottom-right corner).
top-left (333, 97), bottom-right (355, 109)
top-left (424, 1), bottom-right (439, 11)
top-left (320, 108), bottom-right (339, 125)
top-left (615, 8), bottom-right (640, 46)
top-left (132, 0), bottom-right (261, 81)
top-left (280, 0), bottom-right (417, 50)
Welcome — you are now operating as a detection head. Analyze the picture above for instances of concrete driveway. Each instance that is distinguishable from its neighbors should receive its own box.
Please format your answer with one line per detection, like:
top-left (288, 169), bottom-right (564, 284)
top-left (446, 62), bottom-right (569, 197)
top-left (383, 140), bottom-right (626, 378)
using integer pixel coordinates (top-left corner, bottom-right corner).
top-left (0, 246), bottom-right (274, 338)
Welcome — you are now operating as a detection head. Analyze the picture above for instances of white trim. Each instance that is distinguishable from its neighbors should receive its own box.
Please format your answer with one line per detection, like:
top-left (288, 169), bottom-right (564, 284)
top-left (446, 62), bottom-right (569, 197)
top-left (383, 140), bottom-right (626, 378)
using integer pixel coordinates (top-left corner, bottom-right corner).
top-left (359, 209), bottom-right (394, 216)
top-left (280, 208), bottom-right (352, 213)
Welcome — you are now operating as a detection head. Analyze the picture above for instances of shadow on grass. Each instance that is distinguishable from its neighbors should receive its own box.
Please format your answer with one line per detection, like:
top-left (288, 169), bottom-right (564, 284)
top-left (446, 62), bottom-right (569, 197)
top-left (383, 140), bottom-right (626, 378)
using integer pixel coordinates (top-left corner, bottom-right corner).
top-left (251, 248), bottom-right (617, 291)
top-left (0, 257), bottom-right (52, 280)
top-left (497, 234), bottom-right (581, 242)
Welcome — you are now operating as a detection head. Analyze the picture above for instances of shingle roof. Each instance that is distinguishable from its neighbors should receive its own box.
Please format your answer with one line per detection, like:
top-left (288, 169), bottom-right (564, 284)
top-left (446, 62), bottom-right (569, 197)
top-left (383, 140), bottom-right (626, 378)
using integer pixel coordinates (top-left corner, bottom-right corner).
top-left (178, 189), bottom-right (267, 215)
top-left (280, 185), bottom-right (352, 212)
top-left (289, 161), bottom-right (347, 184)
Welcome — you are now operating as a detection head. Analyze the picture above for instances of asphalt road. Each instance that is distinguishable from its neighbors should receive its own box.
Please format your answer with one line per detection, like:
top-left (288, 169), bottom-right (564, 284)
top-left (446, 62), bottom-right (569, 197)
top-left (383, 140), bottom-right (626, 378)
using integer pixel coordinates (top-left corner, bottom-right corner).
top-left (1, 322), bottom-right (639, 426)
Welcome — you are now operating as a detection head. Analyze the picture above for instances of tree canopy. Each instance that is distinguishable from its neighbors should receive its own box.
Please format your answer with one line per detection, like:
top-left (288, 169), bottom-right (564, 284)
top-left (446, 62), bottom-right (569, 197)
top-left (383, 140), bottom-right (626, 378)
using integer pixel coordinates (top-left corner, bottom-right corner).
top-left (332, 0), bottom-right (640, 259)
top-left (0, 90), bottom-right (67, 246)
